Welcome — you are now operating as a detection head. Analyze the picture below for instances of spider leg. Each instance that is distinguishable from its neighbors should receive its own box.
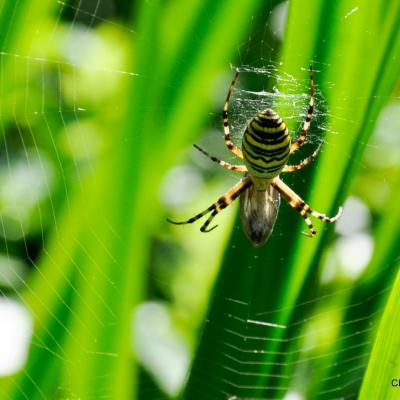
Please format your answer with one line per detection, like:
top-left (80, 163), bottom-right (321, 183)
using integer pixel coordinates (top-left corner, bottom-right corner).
top-left (194, 144), bottom-right (247, 172)
top-left (223, 70), bottom-right (244, 159)
top-left (282, 143), bottom-right (322, 173)
top-left (271, 177), bottom-right (342, 236)
top-left (290, 65), bottom-right (315, 154)
top-left (167, 176), bottom-right (252, 232)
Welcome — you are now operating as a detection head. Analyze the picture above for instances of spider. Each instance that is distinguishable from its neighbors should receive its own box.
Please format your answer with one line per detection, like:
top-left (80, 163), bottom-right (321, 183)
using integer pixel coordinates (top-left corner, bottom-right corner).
top-left (168, 66), bottom-right (342, 247)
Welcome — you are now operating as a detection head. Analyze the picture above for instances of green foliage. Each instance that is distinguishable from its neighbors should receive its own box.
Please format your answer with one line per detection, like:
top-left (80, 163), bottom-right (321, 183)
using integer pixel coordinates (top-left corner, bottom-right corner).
top-left (0, 0), bottom-right (263, 399)
top-left (0, 1), bottom-right (399, 400)
top-left (183, 1), bottom-right (400, 399)
top-left (359, 269), bottom-right (400, 399)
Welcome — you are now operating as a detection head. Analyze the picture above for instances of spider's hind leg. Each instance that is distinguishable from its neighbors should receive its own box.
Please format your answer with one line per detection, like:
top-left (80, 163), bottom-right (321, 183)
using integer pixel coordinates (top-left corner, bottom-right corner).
top-left (167, 176), bottom-right (252, 232)
top-left (272, 177), bottom-right (341, 236)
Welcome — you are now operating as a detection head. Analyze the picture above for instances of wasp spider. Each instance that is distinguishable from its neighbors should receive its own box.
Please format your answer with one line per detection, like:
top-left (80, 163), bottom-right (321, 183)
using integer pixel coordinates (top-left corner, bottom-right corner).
top-left (168, 66), bottom-right (342, 246)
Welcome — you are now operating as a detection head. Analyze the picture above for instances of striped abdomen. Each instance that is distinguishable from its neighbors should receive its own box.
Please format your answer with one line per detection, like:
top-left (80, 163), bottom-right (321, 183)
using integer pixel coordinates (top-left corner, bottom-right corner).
top-left (242, 108), bottom-right (291, 185)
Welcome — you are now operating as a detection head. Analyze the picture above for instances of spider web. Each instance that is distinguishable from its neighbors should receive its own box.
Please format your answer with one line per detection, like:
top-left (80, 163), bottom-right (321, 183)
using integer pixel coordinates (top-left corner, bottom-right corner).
top-left (0, 1), bottom-right (398, 400)
top-left (0, 1), bottom-right (136, 399)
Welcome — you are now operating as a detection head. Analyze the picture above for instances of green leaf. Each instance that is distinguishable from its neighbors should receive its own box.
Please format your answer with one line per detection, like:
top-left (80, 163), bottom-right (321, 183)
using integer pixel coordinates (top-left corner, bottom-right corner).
top-left (359, 268), bottom-right (400, 399)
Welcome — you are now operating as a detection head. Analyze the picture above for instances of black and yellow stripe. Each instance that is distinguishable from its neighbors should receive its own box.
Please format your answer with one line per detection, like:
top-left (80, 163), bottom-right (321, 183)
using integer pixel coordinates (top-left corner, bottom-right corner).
top-left (271, 177), bottom-right (342, 237)
top-left (167, 176), bottom-right (252, 232)
top-left (242, 108), bottom-right (291, 180)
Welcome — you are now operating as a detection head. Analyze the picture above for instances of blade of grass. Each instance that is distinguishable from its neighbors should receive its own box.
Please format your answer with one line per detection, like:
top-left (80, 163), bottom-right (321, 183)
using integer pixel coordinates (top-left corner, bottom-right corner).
top-left (359, 268), bottom-right (400, 400)
top-left (306, 173), bottom-right (400, 398)
top-left (299, 2), bottom-right (400, 396)
top-left (0, 1), bottom-right (57, 124)
top-left (2, 0), bottom-right (165, 398)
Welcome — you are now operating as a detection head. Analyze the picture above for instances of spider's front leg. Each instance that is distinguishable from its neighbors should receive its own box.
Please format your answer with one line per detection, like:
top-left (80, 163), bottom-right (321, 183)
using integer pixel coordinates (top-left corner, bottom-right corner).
top-left (167, 176), bottom-right (252, 232)
top-left (272, 177), bottom-right (342, 236)
top-left (290, 65), bottom-right (315, 154)
top-left (282, 143), bottom-right (322, 173)
top-left (223, 70), bottom-right (244, 159)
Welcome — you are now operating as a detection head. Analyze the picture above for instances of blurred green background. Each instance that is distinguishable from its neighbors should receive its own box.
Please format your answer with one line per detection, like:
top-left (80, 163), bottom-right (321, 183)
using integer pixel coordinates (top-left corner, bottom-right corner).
top-left (0, 0), bottom-right (400, 399)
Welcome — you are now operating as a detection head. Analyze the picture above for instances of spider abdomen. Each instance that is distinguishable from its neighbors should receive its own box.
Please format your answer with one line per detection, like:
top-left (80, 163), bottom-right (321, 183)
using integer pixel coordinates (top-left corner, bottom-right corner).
top-left (242, 108), bottom-right (291, 183)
